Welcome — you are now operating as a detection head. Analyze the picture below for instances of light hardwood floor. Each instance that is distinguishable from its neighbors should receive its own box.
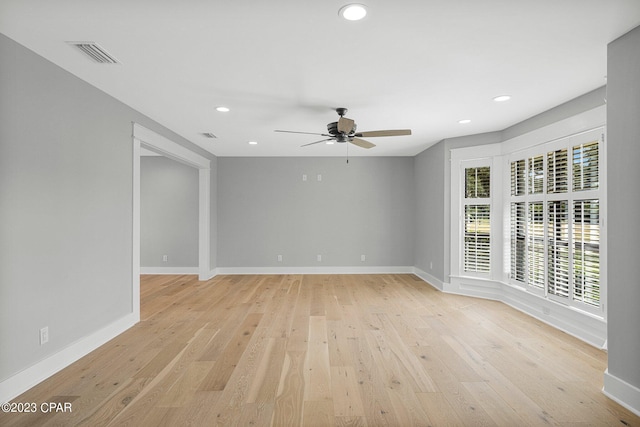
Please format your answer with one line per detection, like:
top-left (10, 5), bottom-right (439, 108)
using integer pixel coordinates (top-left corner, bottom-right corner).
top-left (2, 274), bottom-right (638, 426)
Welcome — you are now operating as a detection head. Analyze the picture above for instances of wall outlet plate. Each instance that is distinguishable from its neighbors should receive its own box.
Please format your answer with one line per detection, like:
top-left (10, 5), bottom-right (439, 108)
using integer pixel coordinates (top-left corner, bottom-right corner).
top-left (40, 327), bottom-right (49, 345)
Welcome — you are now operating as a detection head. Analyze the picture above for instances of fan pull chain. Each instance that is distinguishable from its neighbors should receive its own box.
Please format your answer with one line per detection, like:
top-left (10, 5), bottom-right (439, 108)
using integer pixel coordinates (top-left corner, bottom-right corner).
top-left (346, 139), bottom-right (349, 164)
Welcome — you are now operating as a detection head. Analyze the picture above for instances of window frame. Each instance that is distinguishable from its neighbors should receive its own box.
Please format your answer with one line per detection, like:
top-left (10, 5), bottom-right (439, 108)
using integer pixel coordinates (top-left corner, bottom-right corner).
top-left (505, 128), bottom-right (605, 315)
top-left (450, 145), bottom-right (503, 281)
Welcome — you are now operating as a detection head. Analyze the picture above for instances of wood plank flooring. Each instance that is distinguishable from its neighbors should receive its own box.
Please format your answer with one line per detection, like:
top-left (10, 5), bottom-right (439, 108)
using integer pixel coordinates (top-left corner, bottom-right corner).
top-left (2, 274), bottom-right (638, 426)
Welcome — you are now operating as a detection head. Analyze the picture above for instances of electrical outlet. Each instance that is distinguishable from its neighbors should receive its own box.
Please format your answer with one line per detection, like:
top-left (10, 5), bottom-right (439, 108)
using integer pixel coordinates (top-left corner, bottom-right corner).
top-left (40, 327), bottom-right (49, 345)
top-left (162, 254), bottom-right (168, 262)
top-left (277, 254), bottom-right (283, 262)
top-left (317, 254), bottom-right (322, 262)
top-left (302, 174), bottom-right (307, 181)
top-left (317, 174), bottom-right (322, 181)
top-left (430, 261), bottom-right (433, 270)
top-left (361, 254), bottom-right (366, 262)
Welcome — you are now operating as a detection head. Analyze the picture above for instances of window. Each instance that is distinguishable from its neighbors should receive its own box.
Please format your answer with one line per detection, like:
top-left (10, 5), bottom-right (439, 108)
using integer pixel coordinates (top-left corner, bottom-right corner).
top-left (573, 199), bottom-right (600, 307)
top-left (528, 155), bottom-right (544, 194)
top-left (463, 166), bottom-right (491, 273)
top-left (510, 202), bottom-right (526, 282)
top-left (508, 135), bottom-right (602, 312)
top-left (464, 205), bottom-right (491, 272)
top-left (449, 115), bottom-right (605, 341)
top-left (527, 202), bottom-right (545, 289)
top-left (573, 141), bottom-right (599, 191)
top-left (547, 149), bottom-right (568, 193)
top-left (547, 201), bottom-right (569, 298)
top-left (511, 160), bottom-right (525, 196)
top-left (465, 166), bottom-right (490, 198)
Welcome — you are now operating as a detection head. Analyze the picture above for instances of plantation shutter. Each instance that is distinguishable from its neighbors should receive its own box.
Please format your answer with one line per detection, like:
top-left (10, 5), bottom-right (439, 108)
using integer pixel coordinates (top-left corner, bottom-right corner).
top-left (506, 131), bottom-right (602, 311)
top-left (464, 204), bottom-right (491, 273)
top-left (510, 202), bottom-right (526, 282)
top-left (573, 141), bottom-right (599, 191)
top-left (528, 155), bottom-right (544, 194)
top-left (527, 202), bottom-right (545, 289)
top-left (511, 160), bottom-right (525, 196)
top-left (463, 166), bottom-right (491, 274)
top-left (548, 201), bottom-right (570, 298)
top-left (573, 200), bottom-right (600, 307)
top-left (547, 149), bottom-right (568, 193)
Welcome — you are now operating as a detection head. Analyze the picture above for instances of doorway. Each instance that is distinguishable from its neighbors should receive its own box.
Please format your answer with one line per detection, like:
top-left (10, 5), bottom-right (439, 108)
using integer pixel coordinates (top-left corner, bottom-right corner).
top-left (132, 123), bottom-right (211, 320)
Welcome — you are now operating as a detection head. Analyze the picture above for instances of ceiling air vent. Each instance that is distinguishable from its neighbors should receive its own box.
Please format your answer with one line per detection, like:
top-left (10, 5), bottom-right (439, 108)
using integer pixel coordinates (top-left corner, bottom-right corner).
top-left (67, 42), bottom-right (119, 64)
top-left (202, 133), bottom-right (217, 139)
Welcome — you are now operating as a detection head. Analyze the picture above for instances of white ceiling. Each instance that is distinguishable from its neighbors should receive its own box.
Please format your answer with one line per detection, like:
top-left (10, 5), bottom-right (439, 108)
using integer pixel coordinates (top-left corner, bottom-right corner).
top-left (2, 0), bottom-right (639, 157)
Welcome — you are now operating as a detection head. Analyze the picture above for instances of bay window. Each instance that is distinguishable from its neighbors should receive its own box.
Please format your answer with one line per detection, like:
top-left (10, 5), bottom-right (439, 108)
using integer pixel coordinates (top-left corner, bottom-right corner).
top-left (448, 109), bottom-right (606, 344)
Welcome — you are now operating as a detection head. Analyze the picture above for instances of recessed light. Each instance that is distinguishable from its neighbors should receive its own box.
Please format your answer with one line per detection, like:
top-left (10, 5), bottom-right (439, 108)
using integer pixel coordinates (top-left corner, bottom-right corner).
top-left (458, 119), bottom-right (471, 124)
top-left (216, 106), bottom-right (230, 112)
top-left (339, 4), bottom-right (367, 21)
top-left (248, 141), bottom-right (258, 145)
top-left (493, 95), bottom-right (511, 102)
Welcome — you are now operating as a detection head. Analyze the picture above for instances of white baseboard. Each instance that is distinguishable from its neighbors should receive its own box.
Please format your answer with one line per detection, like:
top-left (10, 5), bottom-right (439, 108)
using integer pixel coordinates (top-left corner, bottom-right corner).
top-left (0, 313), bottom-right (138, 403)
top-left (412, 268), bottom-right (445, 291)
top-left (603, 369), bottom-right (640, 417)
top-left (199, 268), bottom-right (218, 281)
top-left (140, 267), bottom-right (198, 275)
top-left (215, 266), bottom-right (415, 275)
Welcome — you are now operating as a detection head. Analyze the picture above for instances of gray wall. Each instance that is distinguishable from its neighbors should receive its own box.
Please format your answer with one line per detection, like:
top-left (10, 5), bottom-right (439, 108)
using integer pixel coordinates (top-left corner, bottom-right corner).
top-left (217, 157), bottom-right (415, 267)
top-left (0, 34), bottom-right (215, 382)
top-left (607, 25), bottom-right (640, 392)
top-left (141, 156), bottom-right (199, 268)
top-left (413, 141), bottom-right (445, 279)
top-left (501, 86), bottom-right (607, 141)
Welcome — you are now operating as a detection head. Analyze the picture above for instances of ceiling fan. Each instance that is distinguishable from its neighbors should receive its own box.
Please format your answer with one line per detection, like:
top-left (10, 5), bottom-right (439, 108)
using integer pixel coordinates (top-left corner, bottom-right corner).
top-left (275, 107), bottom-right (411, 149)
